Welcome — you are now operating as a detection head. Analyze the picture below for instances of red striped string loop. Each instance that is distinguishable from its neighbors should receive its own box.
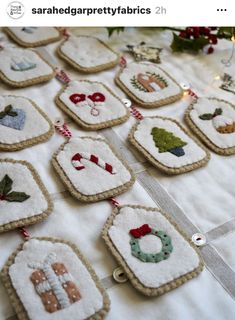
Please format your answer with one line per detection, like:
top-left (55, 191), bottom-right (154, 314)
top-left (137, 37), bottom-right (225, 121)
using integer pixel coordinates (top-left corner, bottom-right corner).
top-left (62, 28), bottom-right (71, 39)
top-left (55, 68), bottom-right (71, 84)
top-left (130, 105), bottom-right (144, 120)
top-left (54, 118), bottom-right (72, 138)
top-left (19, 227), bottom-right (30, 240)
top-left (188, 89), bottom-right (198, 100)
top-left (110, 197), bottom-right (120, 207)
top-left (119, 56), bottom-right (127, 68)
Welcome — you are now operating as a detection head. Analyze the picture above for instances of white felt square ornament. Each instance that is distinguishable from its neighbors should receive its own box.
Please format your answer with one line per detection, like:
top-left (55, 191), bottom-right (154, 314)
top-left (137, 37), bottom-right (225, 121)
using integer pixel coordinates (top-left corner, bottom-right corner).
top-left (0, 159), bottom-right (53, 233)
top-left (56, 80), bottom-right (129, 130)
top-left (102, 205), bottom-right (204, 296)
top-left (115, 62), bottom-right (183, 108)
top-left (129, 116), bottom-right (210, 174)
top-left (0, 47), bottom-right (55, 87)
top-left (1, 238), bottom-right (110, 320)
top-left (52, 137), bottom-right (135, 202)
top-left (185, 97), bottom-right (235, 155)
top-left (0, 95), bottom-right (54, 151)
top-left (57, 36), bottom-right (119, 73)
top-left (4, 27), bottom-right (61, 47)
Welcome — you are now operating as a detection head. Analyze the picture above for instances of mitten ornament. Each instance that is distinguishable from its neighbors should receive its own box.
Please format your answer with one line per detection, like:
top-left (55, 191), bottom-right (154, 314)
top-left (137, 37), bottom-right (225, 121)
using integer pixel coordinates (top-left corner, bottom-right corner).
top-left (185, 97), bottom-right (235, 155)
top-left (55, 80), bottom-right (129, 130)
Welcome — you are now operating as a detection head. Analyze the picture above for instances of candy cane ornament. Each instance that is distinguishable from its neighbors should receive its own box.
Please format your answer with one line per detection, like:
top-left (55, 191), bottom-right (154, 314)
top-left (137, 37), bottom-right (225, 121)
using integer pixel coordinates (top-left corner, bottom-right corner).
top-left (71, 152), bottom-right (117, 174)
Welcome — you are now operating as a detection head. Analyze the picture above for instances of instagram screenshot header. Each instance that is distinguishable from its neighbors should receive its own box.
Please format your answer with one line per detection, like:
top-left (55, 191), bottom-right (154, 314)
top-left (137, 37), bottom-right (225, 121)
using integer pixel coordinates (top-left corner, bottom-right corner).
top-left (1, 0), bottom-right (234, 26)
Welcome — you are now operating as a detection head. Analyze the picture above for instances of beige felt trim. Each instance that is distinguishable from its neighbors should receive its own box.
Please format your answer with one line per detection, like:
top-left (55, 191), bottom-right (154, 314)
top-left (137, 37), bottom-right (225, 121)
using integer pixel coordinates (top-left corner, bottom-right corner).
top-left (55, 80), bottom-right (130, 131)
top-left (0, 237), bottom-right (110, 320)
top-left (0, 96), bottom-right (54, 151)
top-left (51, 137), bottom-right (135, 202)
top-left (115, 64), bottom-right (184, 108)
top-left (185, 97), bottom-right (235, 156)
top-left (128, 116), bottom-right (210, 175)
top-left (57, 36), bottom-right (120, 73)
top-left (0, 51), bottom-right (55, 88)
top-left (0, 159), bottom-right (53, 233)
top-left (102, 204), bottom-right (204, 297)
top-left (3, 27), bottom-right (62, 48)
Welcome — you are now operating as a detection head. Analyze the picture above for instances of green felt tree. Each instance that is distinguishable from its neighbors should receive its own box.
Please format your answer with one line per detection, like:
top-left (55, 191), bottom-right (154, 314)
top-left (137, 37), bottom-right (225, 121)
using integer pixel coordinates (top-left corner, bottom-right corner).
top-left (151, 127), bottom-right (187, 157)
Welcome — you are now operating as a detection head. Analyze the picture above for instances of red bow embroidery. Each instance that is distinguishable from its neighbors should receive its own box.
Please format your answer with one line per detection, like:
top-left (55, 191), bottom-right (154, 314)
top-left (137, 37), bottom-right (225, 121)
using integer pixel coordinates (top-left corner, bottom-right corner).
top-left (70, 92), bottom-right (105, 104)
top-left (129, 224), bottom-right (151, 238)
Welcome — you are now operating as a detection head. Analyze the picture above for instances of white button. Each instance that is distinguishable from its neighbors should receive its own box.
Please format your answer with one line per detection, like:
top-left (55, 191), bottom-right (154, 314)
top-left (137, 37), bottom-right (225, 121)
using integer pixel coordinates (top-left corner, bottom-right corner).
top-left (54, 117), bottom-right (64, 127)
top-left (122, 98), bottom-right (132, 108)
top-left (192, 233), bottom-right (206, 246)
top-left (180, 83), bottom-right (191, 91)
top-left (113, 267), bottom-right (128, 283)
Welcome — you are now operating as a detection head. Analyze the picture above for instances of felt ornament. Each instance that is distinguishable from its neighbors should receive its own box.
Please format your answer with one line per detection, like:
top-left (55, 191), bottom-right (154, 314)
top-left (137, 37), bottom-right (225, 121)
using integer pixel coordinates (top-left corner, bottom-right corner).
top-left (4, 27), bottom-right (61, 47)
top-left (1, 237), bottom-right (110, 320)
top-left (126, 42), bottom-right (162, 63)
top-left (220, 73), bottom-right (235, 94)
top-left (129, 116), bottom-right (210, 174)
top-left (55, 80), bottom-right (129, 130)
top-left (0, 159), bottom-right (53, 233)
top-left (102, 204), bottom-right (204, 296)
top-left (115, 62), bottom-right (183, 108)
top-left (0, 95), bottom-right (54, 151)
top-left (185, 97), bottom-right (235, 155)
top-left (0, 47), bottom-right (55, 87)
top-left (57, 35), bottom-right (119, 73)
top-left (52, 136), bottom-right (135, 202)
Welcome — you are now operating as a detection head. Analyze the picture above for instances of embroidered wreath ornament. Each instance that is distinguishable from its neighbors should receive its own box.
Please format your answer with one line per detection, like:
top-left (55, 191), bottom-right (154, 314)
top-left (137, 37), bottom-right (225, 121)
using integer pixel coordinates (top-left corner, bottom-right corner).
top-left (129, 224), bottom-right (173, 263)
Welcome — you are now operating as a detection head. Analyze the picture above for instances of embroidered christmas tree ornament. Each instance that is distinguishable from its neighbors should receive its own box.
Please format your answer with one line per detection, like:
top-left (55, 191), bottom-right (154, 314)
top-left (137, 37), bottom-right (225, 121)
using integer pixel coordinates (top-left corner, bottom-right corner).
top-left (129, 116), bottom-right (210, 174)
top-left (0, 159), bottom-right (53, 233)
top-left (102, 205), bottom-right (204, 296)
top-left (0, 47), bottom-right (55, 87)
top-left (1, 237), bottom-right (110, 320)
top-left (52, 137), bottom-right (135, 202)
top-left (185, 97), bottom-right (235, 155)
top-left (57, 36), bottom-right (119, 73)
top-left (0, 95), bottom-right (54, 151)
top-left (4, 27), bottom-right (61, 47)
top-left (55, 80), bottom-right (129, 130)
top-left (115, 62), bottom-right (183, 108)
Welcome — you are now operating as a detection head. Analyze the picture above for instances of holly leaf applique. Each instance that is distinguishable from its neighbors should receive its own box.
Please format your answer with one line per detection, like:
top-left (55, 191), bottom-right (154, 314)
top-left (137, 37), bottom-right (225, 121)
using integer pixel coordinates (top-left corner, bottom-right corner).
top-left (199, 108), bottom-right (223, 120)
top-left (0, 174), bottom-right (30, 202)
top-left (0, 105), bottom-right (18, 119)
top-left (0, 174), bottom-right (13, 196)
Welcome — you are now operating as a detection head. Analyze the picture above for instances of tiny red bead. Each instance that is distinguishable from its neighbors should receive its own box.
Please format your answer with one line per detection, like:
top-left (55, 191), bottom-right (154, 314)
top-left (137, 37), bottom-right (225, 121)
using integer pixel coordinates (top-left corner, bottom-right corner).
top-left (207, 46), bottom-right (214, 54)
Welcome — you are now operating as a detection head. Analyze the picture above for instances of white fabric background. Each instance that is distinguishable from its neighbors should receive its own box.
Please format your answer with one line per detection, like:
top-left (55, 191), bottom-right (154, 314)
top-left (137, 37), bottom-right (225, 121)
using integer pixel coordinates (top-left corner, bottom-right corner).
top-left (0, 27), bottom-right (235, 319)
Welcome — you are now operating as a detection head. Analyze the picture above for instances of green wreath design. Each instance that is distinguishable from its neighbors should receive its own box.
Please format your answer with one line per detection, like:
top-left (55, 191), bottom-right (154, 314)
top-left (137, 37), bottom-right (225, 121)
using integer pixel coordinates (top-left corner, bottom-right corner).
top-left (129, 224), bottom-right (173, 263)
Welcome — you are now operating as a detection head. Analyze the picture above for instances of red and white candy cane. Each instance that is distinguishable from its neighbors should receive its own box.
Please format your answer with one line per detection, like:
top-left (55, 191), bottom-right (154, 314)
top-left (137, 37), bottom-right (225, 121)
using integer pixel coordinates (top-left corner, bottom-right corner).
top-left (71, 152), bottom-right (117, 175)
top-left (54, 118), bottom-right (72, 138)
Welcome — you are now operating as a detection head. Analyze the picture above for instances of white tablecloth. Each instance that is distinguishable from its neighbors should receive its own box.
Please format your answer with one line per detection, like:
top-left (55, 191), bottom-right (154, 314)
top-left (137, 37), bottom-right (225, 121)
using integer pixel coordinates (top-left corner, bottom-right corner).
top-left (0, 27), bottom-right (235, 319)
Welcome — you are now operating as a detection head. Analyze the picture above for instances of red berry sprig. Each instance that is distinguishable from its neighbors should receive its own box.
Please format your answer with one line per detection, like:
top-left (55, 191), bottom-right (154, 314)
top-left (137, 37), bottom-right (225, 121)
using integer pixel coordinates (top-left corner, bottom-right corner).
top-left (179, 27), bottom-right (218, 54)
